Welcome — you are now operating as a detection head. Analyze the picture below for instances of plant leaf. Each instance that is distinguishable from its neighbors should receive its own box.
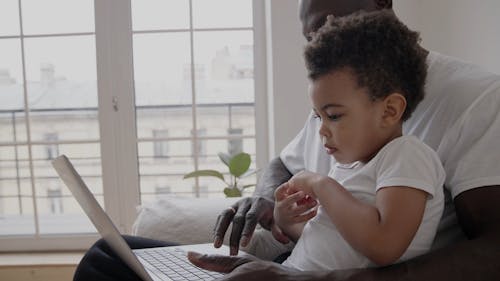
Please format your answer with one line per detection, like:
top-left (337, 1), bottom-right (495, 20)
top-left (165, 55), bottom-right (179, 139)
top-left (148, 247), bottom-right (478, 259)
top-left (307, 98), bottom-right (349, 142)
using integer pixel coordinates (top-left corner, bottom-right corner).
top-left (183, 170), bottom-right (225, 182)
top-left (224, 187), bottom-right (242, 197)
top-left (218, 152), bottom-right (231, 167)
top-left (242, 184), bottom-right (256, 189)
top-left (229, 152), bottom-right (251, 177)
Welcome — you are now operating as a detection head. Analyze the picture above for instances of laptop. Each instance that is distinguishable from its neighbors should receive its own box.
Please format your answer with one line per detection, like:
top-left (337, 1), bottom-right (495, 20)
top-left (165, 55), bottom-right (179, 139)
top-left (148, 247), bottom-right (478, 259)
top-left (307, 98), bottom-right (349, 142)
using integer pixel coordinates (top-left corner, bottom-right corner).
top-left (52, 155), bottom-right (247, 281)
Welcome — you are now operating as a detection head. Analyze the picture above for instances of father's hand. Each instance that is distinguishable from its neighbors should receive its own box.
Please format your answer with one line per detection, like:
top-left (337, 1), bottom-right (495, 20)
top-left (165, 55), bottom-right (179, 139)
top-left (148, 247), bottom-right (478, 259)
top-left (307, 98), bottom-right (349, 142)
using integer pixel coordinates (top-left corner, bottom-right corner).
top-left (187, 251), bottom-right (308, 281)
top-left (187, 251), bottom-right (390, 281)
top-left (213, 196), bottom-right (275, 255)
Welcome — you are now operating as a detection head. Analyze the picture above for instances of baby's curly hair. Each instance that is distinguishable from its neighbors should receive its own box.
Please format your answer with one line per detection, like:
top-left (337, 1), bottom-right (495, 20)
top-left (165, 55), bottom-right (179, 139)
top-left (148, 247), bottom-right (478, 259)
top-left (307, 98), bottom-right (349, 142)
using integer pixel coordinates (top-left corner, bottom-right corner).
top-left (304, 10), bottom-right (427, 121)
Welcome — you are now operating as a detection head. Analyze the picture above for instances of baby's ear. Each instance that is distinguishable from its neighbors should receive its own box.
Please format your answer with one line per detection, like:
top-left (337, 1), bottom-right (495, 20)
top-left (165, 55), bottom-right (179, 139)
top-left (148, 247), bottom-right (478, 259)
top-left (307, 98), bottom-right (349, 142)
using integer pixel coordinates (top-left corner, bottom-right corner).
top-left (381, 93), bottom-right (406, 126)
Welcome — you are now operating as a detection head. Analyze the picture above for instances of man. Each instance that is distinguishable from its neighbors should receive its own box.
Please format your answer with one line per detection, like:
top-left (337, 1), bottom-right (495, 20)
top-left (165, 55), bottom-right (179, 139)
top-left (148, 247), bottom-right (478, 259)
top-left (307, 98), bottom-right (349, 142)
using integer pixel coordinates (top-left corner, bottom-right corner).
top-left (192, 0), bottom-right (500, 280)
top-left (74, 0), bottom-right (500, 280)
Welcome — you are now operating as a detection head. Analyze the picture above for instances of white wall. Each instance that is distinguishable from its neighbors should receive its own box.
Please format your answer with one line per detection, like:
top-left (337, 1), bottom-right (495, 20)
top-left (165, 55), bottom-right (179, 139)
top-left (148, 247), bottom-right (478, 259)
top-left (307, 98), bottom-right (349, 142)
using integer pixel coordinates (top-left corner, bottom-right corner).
top-left (395, 0), bottom-right (500, 74)
top-left (265, 1), bottom-right (309, 158)
top-left (267, 0), bottom-right (500, 157)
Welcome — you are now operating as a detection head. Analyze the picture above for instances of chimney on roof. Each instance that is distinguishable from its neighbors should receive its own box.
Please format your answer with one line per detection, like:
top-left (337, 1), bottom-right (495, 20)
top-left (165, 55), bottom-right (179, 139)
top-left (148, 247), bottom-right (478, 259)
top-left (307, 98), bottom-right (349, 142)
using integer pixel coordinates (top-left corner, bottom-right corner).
top-left (40, 63), bottom-right (55, 86)
top-left (0, 68), bottom-right (16, 85)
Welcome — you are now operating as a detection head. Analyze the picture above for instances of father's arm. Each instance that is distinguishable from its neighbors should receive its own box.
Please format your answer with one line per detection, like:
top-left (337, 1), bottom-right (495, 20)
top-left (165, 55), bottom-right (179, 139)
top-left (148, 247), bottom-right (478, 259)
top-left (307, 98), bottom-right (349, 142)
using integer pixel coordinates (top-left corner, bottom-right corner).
top-left (213, 157), bottom-right (293, 254)
top-left (254, 156), bottom-right (294, 200)
top-left (194, 185), bottom-right (500, 280)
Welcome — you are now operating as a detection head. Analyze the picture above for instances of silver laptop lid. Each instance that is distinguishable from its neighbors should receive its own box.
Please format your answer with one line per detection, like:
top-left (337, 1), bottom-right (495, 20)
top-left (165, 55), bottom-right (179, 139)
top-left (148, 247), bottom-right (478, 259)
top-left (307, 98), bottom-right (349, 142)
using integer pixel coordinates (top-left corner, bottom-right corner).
top-left (52, 155), bottom-right (153, 281)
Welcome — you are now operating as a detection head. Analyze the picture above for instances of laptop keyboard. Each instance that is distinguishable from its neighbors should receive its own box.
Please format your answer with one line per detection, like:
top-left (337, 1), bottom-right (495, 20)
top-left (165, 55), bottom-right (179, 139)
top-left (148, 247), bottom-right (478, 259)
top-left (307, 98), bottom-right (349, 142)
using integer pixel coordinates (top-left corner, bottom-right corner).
top-left (135, 247), bottom-right (224, 281)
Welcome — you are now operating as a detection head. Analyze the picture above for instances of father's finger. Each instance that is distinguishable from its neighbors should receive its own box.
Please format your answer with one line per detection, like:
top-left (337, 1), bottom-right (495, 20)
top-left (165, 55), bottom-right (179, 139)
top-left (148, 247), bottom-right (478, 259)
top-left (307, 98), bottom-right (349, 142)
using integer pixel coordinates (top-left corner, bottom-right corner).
top-left (213, 206), bottom-right (237, 248)
top-left (229, 203), bottom-right (251, 255)
top-left (240, 197), bottom-right (274, 247)
top-left (187, 251), bottom-right (253, 273)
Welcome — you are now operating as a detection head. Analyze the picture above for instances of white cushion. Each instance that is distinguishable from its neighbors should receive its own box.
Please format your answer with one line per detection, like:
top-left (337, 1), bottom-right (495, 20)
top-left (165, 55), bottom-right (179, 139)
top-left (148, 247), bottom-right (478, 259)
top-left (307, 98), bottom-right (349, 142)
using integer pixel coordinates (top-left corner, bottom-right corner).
top-left (132, 196), bottom-right (239, 245)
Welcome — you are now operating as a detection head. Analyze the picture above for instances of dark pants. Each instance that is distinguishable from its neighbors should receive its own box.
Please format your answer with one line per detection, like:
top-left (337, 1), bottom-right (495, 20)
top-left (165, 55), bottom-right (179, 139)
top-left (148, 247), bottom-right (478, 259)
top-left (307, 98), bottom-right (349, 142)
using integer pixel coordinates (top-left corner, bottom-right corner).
top-left (74, 235), bottom-right (291, 281)
top-left (73, 235), bottom-right (177, 281)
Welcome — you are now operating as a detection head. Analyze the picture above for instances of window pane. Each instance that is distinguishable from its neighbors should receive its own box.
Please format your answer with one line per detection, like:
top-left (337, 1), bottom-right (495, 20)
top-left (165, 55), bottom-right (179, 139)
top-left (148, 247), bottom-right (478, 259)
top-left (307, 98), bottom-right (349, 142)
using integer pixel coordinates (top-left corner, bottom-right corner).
top-left (0, 39), bottom-right (23, 83)
top-left (0, 199), bottom-right (35, 235)
top-left (21, 0), bottom-right (94, 35)
top-left (196, 106), bottom-right (229, 137)
top-left (0, 112), bottom-right (21, 143)
top-left (0, 0), bottom-right (20, 36)
top-left (194, 30), bottom-right (254, 105)
top-left (0, 146), bottom-right (33, 196)
top-left (132, 0), bottom-right (190, 31)
top-left (231, 105), bottom-right (255, 135)
top-left (140, 174), bottom-right (193, 203)
top-left (134, 32), bottom-right (194, 141)
top-left (22, 36), bottom-right (98, 143)
top-left (138, 140), bottom-right (193, 167)
top-left (192, 0), bottom-right (253, 29)
top-left (34, 150), bottom-right (101, 234)
top-left (138, 140), bottom-right (194, 203)
top-left (29, 110), bottom-right (99, 143)
top-left (0, 39), bottom-right (23, 87)
top-left (137, 106), bottom-right (193, 139)
top-left (134, 5), bottom-right (258, 199)
top-left (0, 146), bottom-right (35, 235)
top-left (1, 39), bottom-right (27, 143)
top-left (24, 36), bottom-right (97, 95)
top-left (194, 30), bottom-right (254, 144)
top-left (133, 33), bottom-right (192, 107)
top-left (228, 128), bottom-right (244, 156)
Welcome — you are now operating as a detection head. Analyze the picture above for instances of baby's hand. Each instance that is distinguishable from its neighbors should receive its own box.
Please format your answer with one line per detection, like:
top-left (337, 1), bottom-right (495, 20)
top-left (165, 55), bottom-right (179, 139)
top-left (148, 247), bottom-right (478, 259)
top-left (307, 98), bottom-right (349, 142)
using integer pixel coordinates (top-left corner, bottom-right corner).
top-left (287, 170), bottom-right (327, 198)
top-left (273, 183), bottom-right (318, 242)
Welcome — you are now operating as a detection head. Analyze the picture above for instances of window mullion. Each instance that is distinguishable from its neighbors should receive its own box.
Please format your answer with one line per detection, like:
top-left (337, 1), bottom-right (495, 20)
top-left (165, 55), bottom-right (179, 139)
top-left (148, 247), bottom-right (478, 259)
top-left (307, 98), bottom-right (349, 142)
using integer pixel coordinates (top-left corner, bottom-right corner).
top-left (188, 0), bottom-right (200, 197)
top-left (253, 0), bottom-right (270, 167)
top-left (94, 0), bottom-right (139, 234)
top-left (17, 0), bottom-right (40, 237)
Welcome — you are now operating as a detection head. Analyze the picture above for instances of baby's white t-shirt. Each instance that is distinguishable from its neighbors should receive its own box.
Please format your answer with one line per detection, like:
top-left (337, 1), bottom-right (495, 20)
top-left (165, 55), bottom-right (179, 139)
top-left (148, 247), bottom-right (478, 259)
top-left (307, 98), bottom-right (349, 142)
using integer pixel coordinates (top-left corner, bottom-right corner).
top-left (283, 136), bottom-right (445, 270)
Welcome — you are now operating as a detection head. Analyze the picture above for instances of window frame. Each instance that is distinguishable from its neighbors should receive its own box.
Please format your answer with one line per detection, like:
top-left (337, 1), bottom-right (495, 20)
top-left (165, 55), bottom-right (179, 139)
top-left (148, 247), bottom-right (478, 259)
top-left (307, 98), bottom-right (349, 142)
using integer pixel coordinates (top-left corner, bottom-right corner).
top-left (0, 0), bottom-right (268, 251)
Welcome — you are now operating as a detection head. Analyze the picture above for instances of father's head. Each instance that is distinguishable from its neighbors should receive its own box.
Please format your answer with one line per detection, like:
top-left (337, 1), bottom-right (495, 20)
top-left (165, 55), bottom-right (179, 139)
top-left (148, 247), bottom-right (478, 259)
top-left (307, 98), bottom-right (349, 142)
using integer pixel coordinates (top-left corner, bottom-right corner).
top-left (299, 0), bottom-right (393, 40)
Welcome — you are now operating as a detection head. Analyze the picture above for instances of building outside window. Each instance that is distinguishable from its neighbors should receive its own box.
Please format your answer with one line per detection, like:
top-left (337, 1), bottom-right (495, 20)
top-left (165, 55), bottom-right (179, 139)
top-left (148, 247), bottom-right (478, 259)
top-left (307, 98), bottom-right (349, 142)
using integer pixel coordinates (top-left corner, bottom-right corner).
top-left (47, 187), bottom-right (63, 214)
top-left (44, 133), bottom-right (59, 160)
top-left (153, 129), bottom-right (169, 158)
top-left (193, 185), bottom-right (209, 198)
top-left (227, 128), bottom-right (243, 156)
top-left (191, 128), bottom-right (207, 159)
top-left (154, 186), bottom-right (171, 198)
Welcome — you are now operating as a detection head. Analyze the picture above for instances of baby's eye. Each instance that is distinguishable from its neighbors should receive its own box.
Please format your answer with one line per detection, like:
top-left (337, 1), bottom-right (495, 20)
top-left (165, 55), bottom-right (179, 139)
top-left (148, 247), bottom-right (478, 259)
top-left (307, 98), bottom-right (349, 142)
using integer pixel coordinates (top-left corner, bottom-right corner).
top-left (328, 114), bottom-right (343, 121)
top-left (312, 113), bottom-right (321, 121)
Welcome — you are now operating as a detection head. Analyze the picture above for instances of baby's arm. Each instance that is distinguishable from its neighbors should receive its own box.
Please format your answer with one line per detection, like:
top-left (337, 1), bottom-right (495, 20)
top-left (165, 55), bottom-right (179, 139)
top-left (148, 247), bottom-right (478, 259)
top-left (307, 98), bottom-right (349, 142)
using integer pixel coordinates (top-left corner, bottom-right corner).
top-left (288, 171), bottom-right (427, 266)
top-left (273, 183), bottom-right (317, 243)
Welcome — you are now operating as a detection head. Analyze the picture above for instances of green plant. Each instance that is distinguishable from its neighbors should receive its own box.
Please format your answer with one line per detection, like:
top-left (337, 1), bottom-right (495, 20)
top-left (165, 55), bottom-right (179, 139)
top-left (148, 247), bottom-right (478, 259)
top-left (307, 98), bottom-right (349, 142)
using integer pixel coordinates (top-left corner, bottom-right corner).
top-left (183, 152), bottom-right (257, 197)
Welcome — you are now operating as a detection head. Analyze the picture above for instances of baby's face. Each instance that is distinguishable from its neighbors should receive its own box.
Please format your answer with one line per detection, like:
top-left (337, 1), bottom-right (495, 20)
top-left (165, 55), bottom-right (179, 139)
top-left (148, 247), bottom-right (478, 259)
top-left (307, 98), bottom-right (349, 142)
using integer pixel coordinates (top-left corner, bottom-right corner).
top-left (310, 69), bottom-right (387, 164)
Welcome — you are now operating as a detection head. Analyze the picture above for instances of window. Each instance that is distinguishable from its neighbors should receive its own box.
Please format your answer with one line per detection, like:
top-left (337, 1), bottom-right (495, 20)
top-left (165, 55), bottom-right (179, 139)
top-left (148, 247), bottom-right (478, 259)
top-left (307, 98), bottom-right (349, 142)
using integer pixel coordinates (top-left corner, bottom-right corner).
top-left (193, 185), bottom-right (209, 198)
top-left (0, 0), bottom-right (265, 251)
top-left (228, 128), bottom-right (243, 156)
top-left (47, 187), bottom-right (63, 214)
top-left (154, 186), bottom-right (171, 199)
top-left (0, 0), bottom-right (102, 250)
top-left (153, 130), bottom-right (169, 158)
top-left (133, 0), bottom-right (262, 201)
top-left (191, 128), bottom-right (207, 159)
top-left (44, 132), bottom-right (59, 160)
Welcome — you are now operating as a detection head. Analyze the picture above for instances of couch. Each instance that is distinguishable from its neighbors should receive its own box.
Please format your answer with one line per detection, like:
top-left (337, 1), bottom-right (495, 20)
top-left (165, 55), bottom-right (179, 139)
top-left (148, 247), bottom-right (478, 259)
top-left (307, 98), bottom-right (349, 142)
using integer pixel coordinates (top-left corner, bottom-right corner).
top-left (132, 196), bottom-right (294, 260)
